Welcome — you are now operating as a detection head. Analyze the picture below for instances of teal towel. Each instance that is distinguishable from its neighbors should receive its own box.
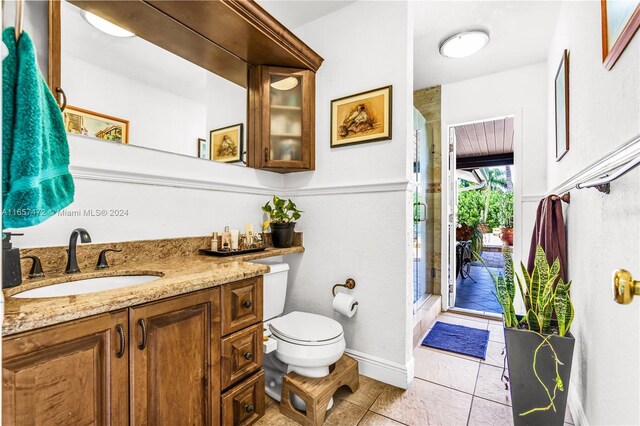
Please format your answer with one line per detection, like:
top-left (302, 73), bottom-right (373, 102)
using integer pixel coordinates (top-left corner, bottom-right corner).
top-left (2, 28), bottom-right (74, 229)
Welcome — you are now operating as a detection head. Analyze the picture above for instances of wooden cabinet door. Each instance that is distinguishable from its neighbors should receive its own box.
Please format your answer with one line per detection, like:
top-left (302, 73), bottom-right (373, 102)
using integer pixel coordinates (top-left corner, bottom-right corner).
top-left (2, 310), bottom-right (129, 425)
top-left (248, 65), bottom-right (315, 172)
top-left (130, 288), bottom-right (221, 425)
top-left (221, 277), bottom-right (263, 336)
top-left (221, 323), bottom-right (263, 389)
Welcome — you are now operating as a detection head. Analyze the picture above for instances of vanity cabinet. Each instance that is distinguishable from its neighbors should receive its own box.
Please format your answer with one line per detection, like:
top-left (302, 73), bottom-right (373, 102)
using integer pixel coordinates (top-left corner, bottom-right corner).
top-left (129, 289), bottom-right (221, 425)
top-left (2, 277), bottom-right (265, 426)
top-left (248, 66), bottom-right (316, 172)
top-left (2, 310), bottom-right (129, 425)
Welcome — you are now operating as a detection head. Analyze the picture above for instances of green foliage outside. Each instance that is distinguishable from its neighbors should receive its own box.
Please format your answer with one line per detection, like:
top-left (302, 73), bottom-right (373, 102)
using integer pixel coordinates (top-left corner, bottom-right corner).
top-left (458, 190), bottom-right (513, 229)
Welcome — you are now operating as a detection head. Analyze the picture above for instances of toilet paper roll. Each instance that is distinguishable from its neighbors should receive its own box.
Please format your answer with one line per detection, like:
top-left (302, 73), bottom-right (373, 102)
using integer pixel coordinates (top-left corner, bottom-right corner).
top-left (332, 292), bottom-right (358, 317)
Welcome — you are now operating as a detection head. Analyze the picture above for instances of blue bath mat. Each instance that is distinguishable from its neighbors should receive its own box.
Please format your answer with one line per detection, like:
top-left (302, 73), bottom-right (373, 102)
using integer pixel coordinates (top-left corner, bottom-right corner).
top-left (422, 321), bottom-right (490, 360)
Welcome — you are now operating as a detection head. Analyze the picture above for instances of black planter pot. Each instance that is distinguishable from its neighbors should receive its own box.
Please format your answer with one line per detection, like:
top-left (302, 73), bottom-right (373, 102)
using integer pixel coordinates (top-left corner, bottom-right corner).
top-left (504, 320), bottom-right (575, 426)
top-left (270, 222), bottom-right (296, 248)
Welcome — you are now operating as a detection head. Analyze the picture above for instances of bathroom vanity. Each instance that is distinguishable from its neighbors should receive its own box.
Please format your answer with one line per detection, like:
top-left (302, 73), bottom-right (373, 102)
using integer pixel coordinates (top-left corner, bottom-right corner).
top-left (2, 236), bottom-right (304, 425)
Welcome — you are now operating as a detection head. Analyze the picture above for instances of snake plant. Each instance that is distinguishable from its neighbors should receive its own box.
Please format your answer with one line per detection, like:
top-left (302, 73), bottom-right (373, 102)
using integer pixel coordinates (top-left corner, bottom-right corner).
top-left (476, 245), bottom-right (575, 417)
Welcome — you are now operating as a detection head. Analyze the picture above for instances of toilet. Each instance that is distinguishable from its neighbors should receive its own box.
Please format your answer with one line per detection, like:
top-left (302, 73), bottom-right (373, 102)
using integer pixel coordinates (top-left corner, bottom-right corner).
top-left (255, 260), bottom-right (346, 409)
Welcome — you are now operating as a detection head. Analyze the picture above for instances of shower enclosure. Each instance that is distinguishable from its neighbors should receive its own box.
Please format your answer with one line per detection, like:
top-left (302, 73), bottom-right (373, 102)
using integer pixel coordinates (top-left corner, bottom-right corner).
top-left (413, 108), bottom-right (431, 309)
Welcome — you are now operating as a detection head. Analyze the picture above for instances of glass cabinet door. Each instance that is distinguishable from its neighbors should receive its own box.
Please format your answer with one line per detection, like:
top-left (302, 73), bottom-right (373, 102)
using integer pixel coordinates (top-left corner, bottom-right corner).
top-left (269, 73), bottom-right (303, 163)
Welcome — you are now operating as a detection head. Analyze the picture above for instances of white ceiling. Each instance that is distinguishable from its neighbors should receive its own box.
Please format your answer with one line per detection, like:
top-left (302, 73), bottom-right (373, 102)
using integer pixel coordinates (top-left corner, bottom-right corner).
top-left (414, 1), bottom-right (561, 89)
top-left (257, 0), bottom-right (355, 29)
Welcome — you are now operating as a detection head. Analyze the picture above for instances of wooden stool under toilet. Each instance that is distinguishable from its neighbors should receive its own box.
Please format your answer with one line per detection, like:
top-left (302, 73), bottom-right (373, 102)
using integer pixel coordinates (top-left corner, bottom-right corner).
top-left (280, 354), bottom-right (359, 425)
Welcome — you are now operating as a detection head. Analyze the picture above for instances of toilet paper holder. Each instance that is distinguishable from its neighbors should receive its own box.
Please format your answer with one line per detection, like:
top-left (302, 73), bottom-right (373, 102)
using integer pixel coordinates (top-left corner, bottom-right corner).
top-left (332, 278), bottom-right (356, 296)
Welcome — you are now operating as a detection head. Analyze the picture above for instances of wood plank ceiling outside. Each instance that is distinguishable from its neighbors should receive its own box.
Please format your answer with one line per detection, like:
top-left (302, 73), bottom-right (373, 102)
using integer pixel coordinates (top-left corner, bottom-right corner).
top-left (454, 117), bottom-right (514, 158)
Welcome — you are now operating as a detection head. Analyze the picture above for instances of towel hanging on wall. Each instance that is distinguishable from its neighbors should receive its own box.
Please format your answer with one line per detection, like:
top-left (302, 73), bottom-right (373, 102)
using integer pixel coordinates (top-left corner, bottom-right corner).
top-left (527, 195), bottom-right (567, 282)
top-left (2, 28), bottom-right (74, 229)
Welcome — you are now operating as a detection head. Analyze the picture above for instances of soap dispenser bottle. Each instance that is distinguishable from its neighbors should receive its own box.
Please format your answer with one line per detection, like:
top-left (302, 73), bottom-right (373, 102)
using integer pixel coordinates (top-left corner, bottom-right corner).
top-left (3, 232), bottom-right (23, 288)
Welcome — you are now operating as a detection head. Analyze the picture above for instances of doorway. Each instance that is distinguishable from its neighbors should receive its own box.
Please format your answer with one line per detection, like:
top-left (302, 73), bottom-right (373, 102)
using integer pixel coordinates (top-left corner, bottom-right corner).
top-left (446, 117), bottom-right (515, 317)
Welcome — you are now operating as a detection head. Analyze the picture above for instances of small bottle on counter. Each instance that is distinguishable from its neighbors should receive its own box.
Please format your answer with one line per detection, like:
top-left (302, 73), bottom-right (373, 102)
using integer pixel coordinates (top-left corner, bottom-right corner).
top-left (222, 226), bottom-right (231, 251)
top-left (245, 224), bottom-right (254, 247)
top-left (230, 229), bottom-right (239, 250)
top-left (210, 232), bottom-right (218, 251)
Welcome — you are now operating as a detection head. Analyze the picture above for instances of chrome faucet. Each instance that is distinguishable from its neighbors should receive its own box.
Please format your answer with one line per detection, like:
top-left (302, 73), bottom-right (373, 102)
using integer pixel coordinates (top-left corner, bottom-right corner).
top-left (65, 228), bottom-right (92, 274)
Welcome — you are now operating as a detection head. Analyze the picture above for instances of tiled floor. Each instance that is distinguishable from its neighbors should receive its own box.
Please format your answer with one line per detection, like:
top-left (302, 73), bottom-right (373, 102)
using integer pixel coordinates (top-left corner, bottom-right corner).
top-left (455, 265), bottom-right (503, 314)
top-left (257, 312), bottom-right (575, 426)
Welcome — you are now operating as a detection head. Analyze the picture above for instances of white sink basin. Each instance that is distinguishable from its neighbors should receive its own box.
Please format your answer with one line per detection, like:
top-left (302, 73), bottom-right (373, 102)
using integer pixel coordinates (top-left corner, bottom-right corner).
top-left (12, 275), bottom-right (161, 298)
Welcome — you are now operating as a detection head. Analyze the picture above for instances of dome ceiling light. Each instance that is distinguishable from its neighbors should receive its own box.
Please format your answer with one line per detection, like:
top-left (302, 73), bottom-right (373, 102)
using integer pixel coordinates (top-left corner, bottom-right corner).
top-left (439, 30), bottom-right (489, 58)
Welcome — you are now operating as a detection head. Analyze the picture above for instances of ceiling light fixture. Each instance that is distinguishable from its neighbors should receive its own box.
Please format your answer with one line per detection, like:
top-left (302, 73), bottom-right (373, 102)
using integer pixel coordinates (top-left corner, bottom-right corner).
top-left (270, 76), bottom-right (299, 91)
top-left (439, 30), bottom-right (489, 58)
top-left (83, 11), bottom-right (135, 38)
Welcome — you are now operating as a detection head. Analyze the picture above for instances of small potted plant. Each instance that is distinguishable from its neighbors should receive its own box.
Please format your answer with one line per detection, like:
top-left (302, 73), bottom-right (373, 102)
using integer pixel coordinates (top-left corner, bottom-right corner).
top-left (261, 195), bottom-right (302, 248)
top-left (499, 193), bottom-right (514, 246)
top-left (477, 246), bottom-right (575, 426)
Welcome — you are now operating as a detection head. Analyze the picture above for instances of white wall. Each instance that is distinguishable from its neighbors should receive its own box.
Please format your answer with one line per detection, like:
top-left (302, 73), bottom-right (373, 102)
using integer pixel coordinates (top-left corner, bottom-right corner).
top-left (12, 136), bottom-right (283, 248)
top-left (441, 63), bottom-right (548, 306)
top-left (283, 1), bottom-right (415, 387)
top-left (546, 2), bottom-right (640, 425)
top-left (63, 55), bottom-right (208, 156)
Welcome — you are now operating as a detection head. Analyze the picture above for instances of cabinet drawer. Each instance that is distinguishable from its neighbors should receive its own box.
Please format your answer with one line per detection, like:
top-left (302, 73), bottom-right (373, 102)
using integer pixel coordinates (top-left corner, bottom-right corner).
top-left (222, 323), bottom-right (263, 389)
top-left (221, 277), bottom-right (263, 335)
top-left (221, 370), bottom-right (265, 426)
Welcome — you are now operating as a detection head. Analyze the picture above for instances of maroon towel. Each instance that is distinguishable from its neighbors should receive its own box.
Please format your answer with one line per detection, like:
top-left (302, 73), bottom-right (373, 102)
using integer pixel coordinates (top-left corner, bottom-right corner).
top-left (527, 196), bottom-right (568, 282)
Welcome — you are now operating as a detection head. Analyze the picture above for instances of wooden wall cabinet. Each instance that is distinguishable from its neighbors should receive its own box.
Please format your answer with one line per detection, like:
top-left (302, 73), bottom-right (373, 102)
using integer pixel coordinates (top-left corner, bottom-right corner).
top-left (248, 66), bottom-right (316, 172)
top-left (3, 278), bottom-right (265, 425)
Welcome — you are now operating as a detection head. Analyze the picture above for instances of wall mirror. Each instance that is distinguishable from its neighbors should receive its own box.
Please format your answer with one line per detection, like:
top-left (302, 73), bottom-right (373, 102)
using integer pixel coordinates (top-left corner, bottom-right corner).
top-left (60, 0), bottom-right (248, 165)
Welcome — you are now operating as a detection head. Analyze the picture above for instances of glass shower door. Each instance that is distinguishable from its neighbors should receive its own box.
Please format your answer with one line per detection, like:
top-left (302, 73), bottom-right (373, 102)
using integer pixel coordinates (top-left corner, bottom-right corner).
top-left (413, 108), bottom-right (429, 309)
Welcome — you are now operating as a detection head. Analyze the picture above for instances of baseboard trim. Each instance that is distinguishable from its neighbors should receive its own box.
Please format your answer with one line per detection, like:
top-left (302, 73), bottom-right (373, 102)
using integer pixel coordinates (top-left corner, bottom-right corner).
top-left (568, 380), bottom-right (589, 426)
top-left (345, 348), bottom-right (414, 389)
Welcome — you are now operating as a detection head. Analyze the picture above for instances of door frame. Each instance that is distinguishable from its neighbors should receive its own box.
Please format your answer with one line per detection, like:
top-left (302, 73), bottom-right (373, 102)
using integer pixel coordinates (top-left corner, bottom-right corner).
top-left (441, 112), bottom-right (523, 312)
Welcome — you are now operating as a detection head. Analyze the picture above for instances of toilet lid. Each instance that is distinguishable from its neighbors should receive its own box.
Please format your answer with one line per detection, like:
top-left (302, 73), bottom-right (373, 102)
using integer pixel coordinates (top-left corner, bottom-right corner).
top-left (269, 311), bottom-right (343, 343)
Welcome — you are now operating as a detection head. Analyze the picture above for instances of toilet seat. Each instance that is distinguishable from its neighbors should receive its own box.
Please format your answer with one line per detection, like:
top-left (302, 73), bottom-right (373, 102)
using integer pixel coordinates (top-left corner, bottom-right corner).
top-left (269, 311), bottom-right (343, 346)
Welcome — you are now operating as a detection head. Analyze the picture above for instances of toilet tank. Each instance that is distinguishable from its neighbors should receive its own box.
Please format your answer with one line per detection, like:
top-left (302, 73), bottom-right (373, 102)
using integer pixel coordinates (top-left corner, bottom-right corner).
top-left (253, 260), bottom-right (289, 321)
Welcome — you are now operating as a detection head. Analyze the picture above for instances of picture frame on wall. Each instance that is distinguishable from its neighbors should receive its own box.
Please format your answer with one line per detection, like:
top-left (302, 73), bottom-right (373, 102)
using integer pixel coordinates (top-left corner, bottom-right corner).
top-left (63, 106), bottom-right (129, 143)
top-left (210, 123), bottom-right (243, 163)
top-left (330, 85), bottom-right (392, 148)
top-left (197, 138), bottom-right (210, 160)
top-left (601, 0), bottom-right (640, 70)
top-left (555, 49), bottom-right (570, 162)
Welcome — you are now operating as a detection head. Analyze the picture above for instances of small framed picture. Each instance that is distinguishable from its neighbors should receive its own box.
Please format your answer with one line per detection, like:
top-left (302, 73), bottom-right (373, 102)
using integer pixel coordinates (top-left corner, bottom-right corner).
top-left (331, 85), bottom-right (392, 148)
top-left (210, 123), bottom-right (243, 163)
top-left (555, 50), bottom-right (570, 162)
top-left (601, 0), bottom-right (640, 70)
top-left (198, 138), bottom-right (210, 160)
top-left (63, 106), bottom-right (129, 143)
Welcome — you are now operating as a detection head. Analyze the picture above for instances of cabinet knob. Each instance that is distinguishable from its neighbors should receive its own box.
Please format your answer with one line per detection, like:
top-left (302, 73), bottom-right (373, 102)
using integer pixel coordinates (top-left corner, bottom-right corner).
top-left (244, 352), bottom-right (254, 361)
top-left (243, 299), bottom-right (252, 309)
top-left (244, 404), bottom-right (254, 414)
top-left (264, 147), bottom-right (269, 163)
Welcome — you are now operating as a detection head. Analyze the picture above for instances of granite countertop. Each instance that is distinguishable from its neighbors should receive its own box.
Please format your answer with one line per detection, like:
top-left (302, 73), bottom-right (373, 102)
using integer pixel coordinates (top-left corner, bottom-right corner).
top-left (3, 246), bottom-right (304, 336)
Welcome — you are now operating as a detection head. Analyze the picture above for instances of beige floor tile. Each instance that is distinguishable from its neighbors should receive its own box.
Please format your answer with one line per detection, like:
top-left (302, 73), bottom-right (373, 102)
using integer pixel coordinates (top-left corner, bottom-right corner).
top-left (441, 311), bottom-right (489, 324)
top-left (334, 375), bottom-right (392, 409)
top-left (255, 402), bottom-right (299, 426)
top-left (323, 399), bottom-right (368, 426)
top-left (370, 378), bottom-right (472, 425)
top-left (487, 323), bottom-right (505, 343)
top-left (358, 411), bottom-right (406, 425)
top-left (482, 340), bottom-right (507, 368)
top-left (413, 347), bottom-right (479, 393)
top-left (474, 364), bottom-right (512, 406)
top-left (468, 397), bottom-right (514, 426)
top-left (435, 314), bottom-right (489, 330)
